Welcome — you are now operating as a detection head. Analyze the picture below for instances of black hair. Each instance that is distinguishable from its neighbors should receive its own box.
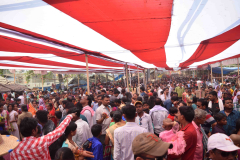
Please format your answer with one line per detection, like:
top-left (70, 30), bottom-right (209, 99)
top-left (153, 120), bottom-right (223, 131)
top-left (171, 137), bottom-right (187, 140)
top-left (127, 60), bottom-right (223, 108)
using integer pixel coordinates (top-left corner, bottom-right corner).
top-left (137, 97), bottom-right (142, 102)
top-left (91, 124), bottom-right (102, 137)
top-left (55, 111), bottom-right (62, 119)
top-left (155, 98), bottom-right (163, 106)
top-left (7, 103), bottom-right (14, 112)
top-left (37, 125), bottom-right (42, 135)
top-left (179, 106), bottom-right (195, 122)
top-left (62, 100), bottom-right (68, 105)
top-left (65, 102), bottom-right (75, 109)
top-left (101, 90), bottom-right (106, 93)
top-left (67, 107), bottom-right (81, 117)
top-left (140, 87), bottom-right (145, 92)
top-left (64, 121), bottom-right (77, 137)
top-left (121, 97), bottom-right (128, 104)
top-left (21, 104), bottom-right (28, 112)
top-left (102, 95), bottom-right (110, 100)
top-left (75, 102), bottom-right (83, 113)
top-left (192, 96), bottom-right (198, 103)
top-left (114, 90), bottom-right (120, 95)
top-left (0, 103), bottom-right (3, 108)
top-left (171, 96), bottom-right (178, 101)
top-left (48, 103), bottom-right (53, 109)
top-left (233, 119), bottom-right (240, 134)
top-left (86, 95), bottom-right (92, 106)
top-left (55, 147), bottom-right (75, 160)
top-left (197, 99), bottom-right (208, 108)
top-left (148, 96), bottom-right (156, 109)
top-left (32, 100), bottom-right (37, 104)
top-left (179, 101), bottom-right (187, 106)
top-left (223, 97), bottom-right (233, 105)
top-left (143, 95), bottom-right (148, 103)
top-left (113, 111), bottom-right (122, 123)
top-left (114, 99), bottom-right (121, 104)
top-left (169, 107), bottom-right (178, 114)
top-left (110, 111), bottom-right (115, 118)
top-left (97, 95), bottom-right (103, 99)
top-left (122, 105), bottom-right (136, 120)
top-left (36, 110), bottom-right (49, 124)
top-left (20, 117), bottom-right (38, 137)
top-left (214, 113), bottom-right (226, 122)
top-left (172, 92), bottom-right (178, 96)
top-left (209, 91), bottom-right (217, 97)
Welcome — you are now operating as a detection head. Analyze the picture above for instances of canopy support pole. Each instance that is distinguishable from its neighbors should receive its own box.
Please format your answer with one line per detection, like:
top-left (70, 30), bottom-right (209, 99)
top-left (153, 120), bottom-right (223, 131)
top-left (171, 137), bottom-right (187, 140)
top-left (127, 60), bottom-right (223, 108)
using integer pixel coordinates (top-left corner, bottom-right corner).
top-left (66, 76), bottom-right (68, 90)
top-left (211, 64), bottom-right (213, 84)
top-left (238, 58), bottom-right (239, 84)
top-left (41, 75), bottom-right (44, 91)
top-left (14, 71), bottom-right (16, 84)
top-left (126, 63), bottom-right (129, 92)
top-left (113, 73), bottom-right (115, 84)
top-left (137, 66), bottom-right (140, 94)
top-left (85, 54), bottom-right (90, 95)
top-left (143, 69), bottom-right (146, 90)
top-left (78, 75), bottom-right (79, 88)
top-left (221, 62), bottom-right (223, 83)
top-left (95, 73), bottom-right (97, 85)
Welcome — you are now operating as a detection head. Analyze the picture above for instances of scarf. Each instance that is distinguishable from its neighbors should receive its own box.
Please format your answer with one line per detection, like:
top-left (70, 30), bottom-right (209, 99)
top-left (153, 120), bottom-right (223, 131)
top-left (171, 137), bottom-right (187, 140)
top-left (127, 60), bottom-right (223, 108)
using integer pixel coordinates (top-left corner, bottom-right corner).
top-left (233, 91), bottom-right (240, 103)
top-left (81, 106), bottom-right (94, 116)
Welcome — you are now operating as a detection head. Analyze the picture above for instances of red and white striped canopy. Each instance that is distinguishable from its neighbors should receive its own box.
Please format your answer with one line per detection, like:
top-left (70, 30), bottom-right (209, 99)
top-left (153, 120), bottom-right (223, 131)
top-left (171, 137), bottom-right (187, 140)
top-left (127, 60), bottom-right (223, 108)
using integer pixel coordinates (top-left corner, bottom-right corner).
top-left (0, 0), bottom-right (239, 71)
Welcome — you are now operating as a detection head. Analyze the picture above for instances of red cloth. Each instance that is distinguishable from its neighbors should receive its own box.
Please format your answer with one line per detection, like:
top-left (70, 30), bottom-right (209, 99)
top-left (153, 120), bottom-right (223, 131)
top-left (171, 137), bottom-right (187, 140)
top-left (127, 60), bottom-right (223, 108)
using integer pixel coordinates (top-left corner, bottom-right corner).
top-left (167, 114), bottom-right (174, 121)
top-left (168, 123), bottom-right (197, 160)
top-left (10, 115), bottom-right (73, 160)
top-left (49, 108), bottom-right (57, 127)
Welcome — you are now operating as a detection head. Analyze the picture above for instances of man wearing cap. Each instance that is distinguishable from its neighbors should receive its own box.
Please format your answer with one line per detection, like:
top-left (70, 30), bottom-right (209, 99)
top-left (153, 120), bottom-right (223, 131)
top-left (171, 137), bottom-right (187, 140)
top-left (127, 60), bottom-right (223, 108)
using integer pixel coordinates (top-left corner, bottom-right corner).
top-left (114, 105), bottom-right (147, 160)
top-left (132, 133), bottom-right (173, 160)
top-left (207, 133), bottom-right (239, 160)
top-left (135, 101), bottom-right (154, 133)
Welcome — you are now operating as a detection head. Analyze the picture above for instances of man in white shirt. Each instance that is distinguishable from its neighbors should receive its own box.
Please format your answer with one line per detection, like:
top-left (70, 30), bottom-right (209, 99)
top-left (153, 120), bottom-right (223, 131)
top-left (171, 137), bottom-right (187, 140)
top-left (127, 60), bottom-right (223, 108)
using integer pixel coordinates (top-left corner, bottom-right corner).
top-left (150, 98), bottom-right (169, 137)
top-left (95, 95), bottom-right (112, 149)
top-left (18, 92), bottom-right (25, 105)
top-left (114, 105), bottom-right (147, 160)
top-left (68, 108), bottom-right (92, 147)
top-left (135, 101), bottom-right (154, 133)
top-left (80, 96), bottom-right (94, 128)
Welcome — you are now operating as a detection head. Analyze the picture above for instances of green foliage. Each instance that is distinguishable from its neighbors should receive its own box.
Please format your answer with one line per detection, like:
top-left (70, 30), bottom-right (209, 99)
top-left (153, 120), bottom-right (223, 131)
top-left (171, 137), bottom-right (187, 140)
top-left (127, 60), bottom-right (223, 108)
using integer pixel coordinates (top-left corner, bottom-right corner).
top-left (24, 70), bottom-right (34, 83)
top-left (0, 69), bottom-right (3, 76)
top-left (25, 71), bottom-right (54, 84)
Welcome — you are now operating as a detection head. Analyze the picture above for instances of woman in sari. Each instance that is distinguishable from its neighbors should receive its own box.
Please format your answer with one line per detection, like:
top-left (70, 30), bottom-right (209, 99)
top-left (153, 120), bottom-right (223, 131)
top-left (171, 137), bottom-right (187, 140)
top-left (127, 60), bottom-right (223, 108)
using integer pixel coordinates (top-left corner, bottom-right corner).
top-left (8, 103), bottom-right (20, 139)
top-left (0, 103), bottom-right (11, 131)
top-left (105, 111), bottom-right (126, 159)
top-left (39, 97), bottom-right (47, 111)
top-left (28, 100), bottom-right (38, 117)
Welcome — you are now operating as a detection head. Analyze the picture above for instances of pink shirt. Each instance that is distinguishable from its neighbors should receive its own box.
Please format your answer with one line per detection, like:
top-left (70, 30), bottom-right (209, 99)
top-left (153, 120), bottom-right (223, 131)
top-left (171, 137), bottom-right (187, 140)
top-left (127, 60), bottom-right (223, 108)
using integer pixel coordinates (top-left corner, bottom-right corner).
top-left (192, 121), bottom-right (203, 160)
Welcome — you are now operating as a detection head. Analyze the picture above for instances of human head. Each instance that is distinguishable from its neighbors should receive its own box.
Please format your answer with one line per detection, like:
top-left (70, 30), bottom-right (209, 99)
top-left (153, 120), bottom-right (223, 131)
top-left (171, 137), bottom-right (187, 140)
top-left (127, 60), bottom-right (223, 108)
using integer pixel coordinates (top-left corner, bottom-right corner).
top-left (55, 111), bottom-right (62, 120)
top-left (102, 95), bottom-right (110, 107)
top-left (175, 106), bottom-right (195, 123)
top-left (55, 147), bottom-right (75, 160)
top-left (47, 103), bottom-right (53, 111)
top-left (20, 117), bottom-right (38, 137)
top-left (207, 133), bottom-right (239, 160)
top-left (64, 121), bottom-right (77, 138)
top-left (114, 99), bottom-right (121, 107)
top-left (162, 118), bottom-right (173, 131)
top-left (155, 98), bottom-right (163, 106)
top-left (223, 98), bottom-right (233, 110)
top-left (113, 111), bottom-right (122, 123)
top-left (67, 107), bottom-right (80, 121)
top-left (97, 95), bottom-right (102, 105)
top-left (101, 89), bottom-right (106, 95)
top-left (80, 95), bottom-right (92, 106)
top-left (142, 102), bottom-right (149, 110)
top-left (32, 100), bottom-right (37, 108)
top-left (132, 133), bottom-right (172, 160)
top-left (194, 108), bottom-right (207, 125)
top-left (36, 110), bottom-right (48, 124)
top-left (13, 103), bottom-right (18, 111)
top-left (21, 104), bottom-right (28, 112)
top-left (122, 105), bottom-right (137, 121)
top-left (170, 96), bottom-right (178, 104)
top-left (91, 124), bottom-right (102, 137)
top-left (7, 103), bottom-right (13, 112)
top-left (214, 113), bottom-right (227, 126)
top-left (209, 91), bottom-right (218, 101)
top-left (197, 99), bottom-right (208, 110)
top-left (169, 107), bottom-right (178, 116)
top-left (135, 101), bottom-right (143, 115)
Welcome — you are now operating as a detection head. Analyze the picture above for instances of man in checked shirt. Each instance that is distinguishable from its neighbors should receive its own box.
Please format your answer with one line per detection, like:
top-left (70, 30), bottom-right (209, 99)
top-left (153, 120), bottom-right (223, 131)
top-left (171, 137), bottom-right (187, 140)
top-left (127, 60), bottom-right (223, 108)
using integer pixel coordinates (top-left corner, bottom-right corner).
top-left (10, 112), bottom-right (94, 160)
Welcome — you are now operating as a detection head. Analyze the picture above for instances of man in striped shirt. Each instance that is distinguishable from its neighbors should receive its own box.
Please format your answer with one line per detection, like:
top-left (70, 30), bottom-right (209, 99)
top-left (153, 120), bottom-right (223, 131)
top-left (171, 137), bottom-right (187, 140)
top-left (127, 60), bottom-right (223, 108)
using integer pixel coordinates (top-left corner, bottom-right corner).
top-left (10, 113), bottom-right (80, 160)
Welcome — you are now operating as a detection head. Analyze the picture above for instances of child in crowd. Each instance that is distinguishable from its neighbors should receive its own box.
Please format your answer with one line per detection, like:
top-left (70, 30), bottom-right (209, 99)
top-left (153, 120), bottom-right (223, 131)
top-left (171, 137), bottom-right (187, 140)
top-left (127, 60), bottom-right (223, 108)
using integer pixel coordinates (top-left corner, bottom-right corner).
top-left (212, 112), bottom-right (227, 135)
top-left (87, 124), bottom-right (103, 160)
top-left (167, 107), bottom-right (178, 121)
top-left (142, 102), bottom-right (150, 114)
top-left (160, 118), bottom-right (186, 157)
top-left (55, 111), bottom-right (62, 127)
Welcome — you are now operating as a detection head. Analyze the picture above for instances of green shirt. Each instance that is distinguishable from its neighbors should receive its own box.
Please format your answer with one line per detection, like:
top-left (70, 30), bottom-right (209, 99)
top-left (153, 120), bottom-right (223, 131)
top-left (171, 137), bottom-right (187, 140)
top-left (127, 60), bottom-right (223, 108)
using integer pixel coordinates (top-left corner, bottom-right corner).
top-left (175, 86), bottom-right (185, 97)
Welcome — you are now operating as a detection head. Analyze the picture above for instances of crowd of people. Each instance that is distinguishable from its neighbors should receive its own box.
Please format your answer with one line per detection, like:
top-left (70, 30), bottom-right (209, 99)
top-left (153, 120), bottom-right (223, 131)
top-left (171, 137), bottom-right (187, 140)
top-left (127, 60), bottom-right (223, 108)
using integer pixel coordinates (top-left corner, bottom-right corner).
top-left (0, 76), bottom-right (240, 160)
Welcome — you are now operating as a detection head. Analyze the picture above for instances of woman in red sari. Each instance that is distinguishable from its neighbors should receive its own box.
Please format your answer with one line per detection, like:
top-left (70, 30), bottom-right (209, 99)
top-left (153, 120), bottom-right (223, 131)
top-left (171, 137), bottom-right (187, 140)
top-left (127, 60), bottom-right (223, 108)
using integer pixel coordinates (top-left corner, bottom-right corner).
top-left (47, 103), bottom-right (57, 126)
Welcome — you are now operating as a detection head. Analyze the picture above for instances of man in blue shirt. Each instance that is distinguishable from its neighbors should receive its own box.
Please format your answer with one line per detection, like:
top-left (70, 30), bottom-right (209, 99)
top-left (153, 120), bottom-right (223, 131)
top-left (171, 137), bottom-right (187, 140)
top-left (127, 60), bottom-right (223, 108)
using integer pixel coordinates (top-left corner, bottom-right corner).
top-left (164, 96), bottom-right (178, 111)
top-left (220, 98), bottom-right (240, 136)
top-left (87, 124), bottom-right (103, 160)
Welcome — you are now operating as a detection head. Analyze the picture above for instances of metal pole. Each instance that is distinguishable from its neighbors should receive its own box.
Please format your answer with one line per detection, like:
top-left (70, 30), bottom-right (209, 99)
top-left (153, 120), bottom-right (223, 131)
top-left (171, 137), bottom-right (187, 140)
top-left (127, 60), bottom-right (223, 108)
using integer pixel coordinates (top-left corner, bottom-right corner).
top-left (221, 62), bottom-right (223, 83)
top-left (211, 64), bottom-right (213, 84)
top-left (137, 66), bottom-right (140, 94)
top-left (126, 63), bottom-right (129, 91)
top-left (14, 70), bottom-right (16, 84)
top-left (41, 75), bottom-right (44, 91)
top-left (85, 54), bottom-right (90, 95)
top-left (238, 58), bottom-right (239, 84)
